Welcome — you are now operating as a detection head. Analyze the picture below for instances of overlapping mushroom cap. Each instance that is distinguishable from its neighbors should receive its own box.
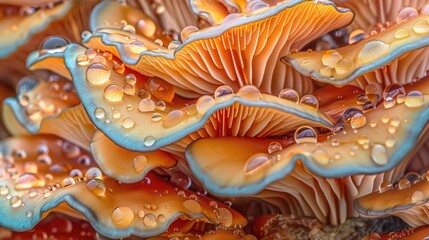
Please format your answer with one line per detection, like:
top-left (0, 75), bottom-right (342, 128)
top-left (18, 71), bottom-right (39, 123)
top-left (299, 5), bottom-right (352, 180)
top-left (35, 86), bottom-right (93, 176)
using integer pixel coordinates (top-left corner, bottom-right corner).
top-left (2, 0), bottom-right (429, 238)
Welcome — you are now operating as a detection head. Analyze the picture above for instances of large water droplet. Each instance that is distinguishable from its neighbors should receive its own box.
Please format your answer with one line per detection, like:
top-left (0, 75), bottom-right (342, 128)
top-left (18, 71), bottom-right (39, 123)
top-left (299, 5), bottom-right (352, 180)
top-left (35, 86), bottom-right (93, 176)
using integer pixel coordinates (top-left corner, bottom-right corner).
top-left (244, 153), bottom-right (270, 175)
top-left (277, 89), bottom-right (300, 105)
top-left (214, 207), bottom-right (233, 227)
top-left (398, 179), bottom-right (410, 189)
top-left (181, 26), bottom-right (198, 41)
top-left (104, 84), bottom-right (124, 102)
top-left (356, 40), bottom-right (390, 66)
top-left (94, 107), bottom-right (106, 120)
top-left (126, 41), bottom-right (146, 54)
top-left (322, 50), bottom-right (342, 68)
top-left (61, 177), bottom-right (75, 187)
top-left (10, 196), bottom-right (22, 208)
top-left (348, 29), bottom-right (366, 44)
top-left (86, 63), bottom-right (110, 85)
top-left (405, 90), bottom-right (424, 108)
top-left (294, 126), bottom-right (317, 144)
top-left (394, 29), bottom-right (409, 39)
top-left (14, 173), bottom-right (44, 190)
top-left (214, 85), bottom-right (233, 98)
top-left (132, 155), bottom-right (147, 174)
top-left (183, 199), bottom-right (201, 214)
top-left (111, 206), bottom-right (134, 228)
top-left (413, 20), bottom-right (429, 34)
top-left (237, 85), bottom-right (262, 100)
top-left (396, 7), bottom-right (418, 23)
top-left (371, 144), bottom-right (388, 165)
top-left (143, 213), bottom-right (157, 227)
top-left (196, 95), bottom-right (215, 115)
top-left (383, 83), bottom-right (405, 100)
top-left (86, 179), bottom-right (106, 196)
top-left (85, 167), bottom-right (102, 180)
top-left (138, 99), bottom-right (155, 112)
top-left (268, 142), bottom-right (282, 154)
top-left (299, 95), bottom-right (319, 111)
top-left (163, 110), bottom-right (188, 128)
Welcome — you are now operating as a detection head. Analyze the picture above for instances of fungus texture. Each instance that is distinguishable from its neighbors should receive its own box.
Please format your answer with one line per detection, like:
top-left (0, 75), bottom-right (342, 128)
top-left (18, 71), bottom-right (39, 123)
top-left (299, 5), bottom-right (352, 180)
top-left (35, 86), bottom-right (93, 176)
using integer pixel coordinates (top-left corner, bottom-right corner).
top-left (1, 0), bottom-right (429, 239)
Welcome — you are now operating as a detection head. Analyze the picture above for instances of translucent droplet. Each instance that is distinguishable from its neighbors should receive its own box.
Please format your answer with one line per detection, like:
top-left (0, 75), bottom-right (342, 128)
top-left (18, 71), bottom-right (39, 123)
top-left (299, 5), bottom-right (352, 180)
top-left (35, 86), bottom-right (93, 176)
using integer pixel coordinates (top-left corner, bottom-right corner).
top-left (342, 108), bottom-right (363, 123)
top-left (155, 100), bottom-right (166, 111)
top-left (94, 107), bottom-right (106, 119)
top-left (181, 26), bottom-right (198, 41)
top-left (37, 154), bottom-right (52, 165)
top-left (162, 110), bottom-right (188, 128)
top-left (322, 50), bottom-right (342, 68)
top-left (122, 118), bottom-right (135, 129)
top-left (168, 40), bottom-right (180, 50)
top-left (299, 95), bottom-right (319, 110)
top-left (268, 142), bottom-right (282, 154)
top-left (61, 177), bottom-right (75, 187)
top-left (86, 179), bottom-right (106, 196)
top-left (14, 173), bottom-right (44, 190)
top-left (143, 213), bottom-right (157, 227)
top-left (10, 196), bottom-right (22, 208)
top-left (237, 85), bottom-right (262, 100)
top-left (0, 186), bottom-right (9, 196)
top-left (383, 97), bottom-right (396, 109)
top-left (104, 84), bottom-right (124, 102)
top-left (294, 126), bottom-right (317, 144)
top-left (85, 48), bottom-right (96, 59)
top-left (413, 20), bottom-right (429, 34)
top-left (412, 191), bottom-right (425, 203)
top-left (144, 136), bottom-right (156, 147)
top-left (26, 210), bottom-right (33, 218)
top-left (319, 66), bottom-right (333, 78)
top-left (244, 153), bottom-right (270, 175)
top-left (334, 59), bottom-right (353, 75)
top-left (348, 29), bottom-right (366, 44)
top-left (112, 110), bottom-right (121, 119)
top-left (170, 172), bottom-right (191, 189)
top-left (86, 63), bottom-right (110, 85)
top-left (356, 40), bottom-right (390, 66)
top-left (405, 90), bottom-right (424, 108)
top-left (196, 95), bottom-right (215, 115)
top-left (183, 199), bottom-right (201, 214)
top-left (362, 101), bottom-right (376, 112)
top-left (356, 93), bottom-right (369, 105)
top-left (311, 149), bottom-right (330, 165)
top-left (39, 36), bottom-right (69, 51)
top-left (62, 142), bottom-right (81, 158)
top-left (124, 74), bottom-right (137, 85)
top-left (394, 29), bottom-right (409, 39)
top-left (214, 208), bottom-right (233, 227)
top-left (113, 61), bottom-right (125, 74)
top-left (137, 18), bottom-right (156, 37)
top-left (350, 113), bottom-right (366, 129)
top-left (371, 144), bottom-right (388, 165)
top-left (396, 7), bottom-right (418, 23)
top-left (138, 99), bottom-right (155, 112)
top-left (151, 113), bottom-right (162, 122)
top-left (126, 41), bottom-right (146, 54)
top-left (111, 206), bottom-right (134, 228)
top-left (214, 85), bottom-right (233, 98)
top-left (123, 84), bottom-right (136, 95)
top-left (132, 155), bottom-right (147, 174)
top-left (383, 83), bottom-right (405, 101)
top-left (378, 181), bottom-right (393, 193)
top-left (122, 24), bottom-right (136, 34)
top-left (278, 88), bottom-right (299, 103)
top-left (85, 167), bottom-right (102, 180)
top-left (76, 54), bottom-right (89, 66)
top-left (398, 179), bottom-right (410, 189)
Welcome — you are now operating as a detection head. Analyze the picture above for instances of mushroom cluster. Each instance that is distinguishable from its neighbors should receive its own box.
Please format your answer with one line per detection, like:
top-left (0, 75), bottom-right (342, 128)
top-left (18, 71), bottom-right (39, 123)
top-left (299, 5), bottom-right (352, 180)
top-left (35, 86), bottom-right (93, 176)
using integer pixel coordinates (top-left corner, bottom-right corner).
top-left (0, 0), bottom-right (429, 239)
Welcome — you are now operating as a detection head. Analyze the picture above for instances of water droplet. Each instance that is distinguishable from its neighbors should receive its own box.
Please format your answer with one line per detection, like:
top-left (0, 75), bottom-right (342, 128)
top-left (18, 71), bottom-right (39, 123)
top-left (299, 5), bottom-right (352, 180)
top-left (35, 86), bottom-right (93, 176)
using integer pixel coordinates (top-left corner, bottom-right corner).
top-left (61, 177), bottom-right (75, 187)
top-left (214, 85), bottom-right (234, 98)
top-left (155, 100), bottom-right (166, 111)
top-left (14, 173), bottom-right (44, 190)
top-left (122, 24), bottom-right (136, 34)
top-left (214, 208), bottom-right (233, 227)
top-left (163, 110), bottom-right (188, 128)
top-left (126, 41), bottom-right (146, 54)
top-left (94, 107), bottom-right (106, 119)
top-left (0, 186), bottom-right (9, 196)
top-left (170, 172), bottom-right (191, 189)
top-left (311, 149), bottom-right (330, 165)
top-left (144, 136), bottom-right (156, 147)
top-left (322, 50), bottom-right (342, 68)
top-left (132, 155), bottom-right (147, 174)
top-left (69, 169), bottom-right (83, 178)
top-left (10, 196), bottom-right (22, 208)
top-left (278, 88), bottom-right (299, 103)
top-left (299, 95), bottom-right (319, 110)
top-left (378, 181), bottom-right (393, 193)
top-left (394, 29), bottom-right (409, 39)
top-left (37, 154), bottom-right (52, 165)
top-left (350, 113), bottom-right (366, 129)
top-left (268, 142), bottom-right (282, 154)
top-left (113, 61), bottom-right (125, 74)
top-left (168, 40), bottom-right (180, 50)
top-left (86, 63), bottom-right (110, 85)
top-left (356, 40), bottom-right (390, 66)
top-left (122, 118), bottom-right (135, 129)
top-left (196, 95), bottom-right (216, 115)
top-left (86, 179), bottom-right (106, 196)
top-left (319, 66), bottom-right (333, 78)
top-left (383, 97), bottom-right (396, 109)
top-left (356, 94), bottom-right (369, 105)
top-left (413, 20), bottom-right (429, 34)
top-left (405, 90), bottom-right (424, 108)
top-left (412, 191), bottom-right (425, 203)
top-left (104, 84), bottom-right (124, 102)
top-left (157, 214), bottom-right (166, 223)
top-left (181, 26), bottom-right (198, 41)
top-left (348, 29), bottom-right (366, 44)
top-left (85, 167), bottom-right (102, 180)
top-left (85, 48), bottom-right (96, 59)
top-left (76, 54), bottom-right (89, 66)
top-left (112, 110), bottom-right (121, 119)
top-left (26, 210), bottom-right (33, 218)
top-left (143, 213), bottom-right (157, 227)
top-left (124, 74), bottom-right (137, 85)
top-left (138, 99), bottom-right (155, 112)
top-left (111, 206), bottom-right (134, 228)
top-left (237, 85), bottom-right (262, 100)
top-left (294, 126), bottom-right (317, 144)
top-left (24, 162), bottom-right (38, 173)
top-left (398, 179), bottom-right (410, 189)
top-left (334, 59), bottom-right (353, 75)
top-left (62, 142), bottom-right (81, 158)
top-left (151, 113), bottom-right (162, 122)
top-left (183, 199), bottom-right (201, 214)
top-left (39, 36), bottom-right (70, 51)
top-left (244, 153), bottom-right (270, 175)
top-left (123, 84), bottom-right (136, 95)
top-left (371, 144), bottom-right (388, 165)
top-left (385, 136), bottom-right (396, 148)
top-left (383, 83), bottom-right (405, 101)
